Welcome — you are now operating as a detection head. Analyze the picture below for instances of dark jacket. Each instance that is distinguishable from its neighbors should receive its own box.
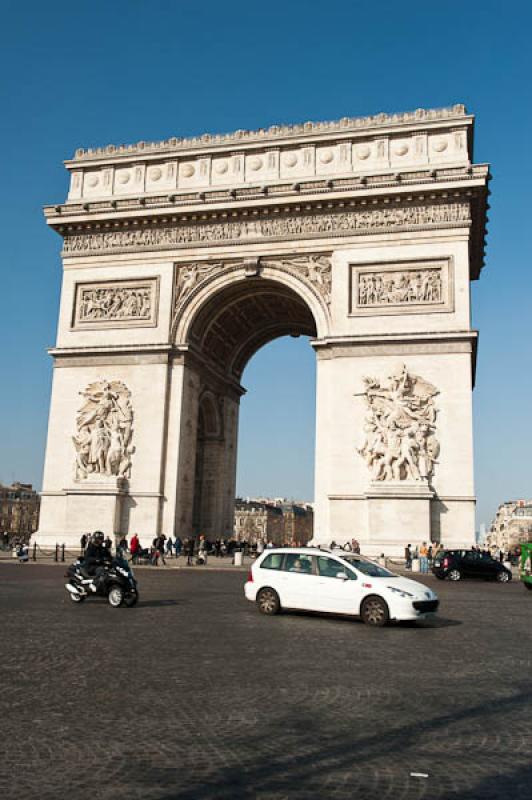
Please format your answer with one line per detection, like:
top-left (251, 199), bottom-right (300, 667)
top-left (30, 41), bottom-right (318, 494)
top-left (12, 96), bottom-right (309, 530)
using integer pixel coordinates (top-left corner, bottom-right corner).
top-left (84, 542), bottom-right (112, 573)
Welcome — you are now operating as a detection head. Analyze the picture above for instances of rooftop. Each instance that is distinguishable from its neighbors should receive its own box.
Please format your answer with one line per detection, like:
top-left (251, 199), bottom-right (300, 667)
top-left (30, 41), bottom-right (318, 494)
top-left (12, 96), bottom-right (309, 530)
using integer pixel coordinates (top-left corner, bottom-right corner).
top-left (71, 104), bottom-right (469, 162)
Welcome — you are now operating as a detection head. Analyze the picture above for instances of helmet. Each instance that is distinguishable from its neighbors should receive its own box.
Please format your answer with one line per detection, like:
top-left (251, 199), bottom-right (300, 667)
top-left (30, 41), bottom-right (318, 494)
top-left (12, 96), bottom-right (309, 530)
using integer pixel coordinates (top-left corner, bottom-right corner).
top-left (92, 531), bottom-right (105, 544)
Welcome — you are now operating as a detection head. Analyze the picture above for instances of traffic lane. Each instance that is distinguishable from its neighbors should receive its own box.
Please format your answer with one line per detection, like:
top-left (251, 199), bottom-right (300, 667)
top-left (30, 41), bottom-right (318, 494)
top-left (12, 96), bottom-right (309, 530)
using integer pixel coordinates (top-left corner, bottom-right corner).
top-left (0, 564), bottom-right (530, 800)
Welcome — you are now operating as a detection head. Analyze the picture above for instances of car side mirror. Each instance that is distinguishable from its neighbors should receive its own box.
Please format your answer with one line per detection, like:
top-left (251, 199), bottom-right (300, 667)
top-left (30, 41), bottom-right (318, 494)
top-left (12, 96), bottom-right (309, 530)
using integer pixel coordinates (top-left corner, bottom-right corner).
top-left (336, 572), bottom-right (349, 580)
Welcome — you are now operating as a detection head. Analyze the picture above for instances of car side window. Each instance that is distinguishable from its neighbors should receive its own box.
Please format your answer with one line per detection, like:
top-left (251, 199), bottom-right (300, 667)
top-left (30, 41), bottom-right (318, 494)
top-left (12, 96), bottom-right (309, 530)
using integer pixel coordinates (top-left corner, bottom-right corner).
top-left (317, 556), bottom-right (355, 579)
top-left (284, 554), bottom-right (314, 575)
top-left (260, 553), bottom-right (284, 570)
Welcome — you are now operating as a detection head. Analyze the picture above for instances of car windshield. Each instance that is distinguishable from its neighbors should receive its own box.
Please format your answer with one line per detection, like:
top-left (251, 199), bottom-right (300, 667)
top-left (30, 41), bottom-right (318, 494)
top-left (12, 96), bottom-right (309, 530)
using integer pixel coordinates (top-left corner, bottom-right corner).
top-left (342, 556), bottom-right (395, 577)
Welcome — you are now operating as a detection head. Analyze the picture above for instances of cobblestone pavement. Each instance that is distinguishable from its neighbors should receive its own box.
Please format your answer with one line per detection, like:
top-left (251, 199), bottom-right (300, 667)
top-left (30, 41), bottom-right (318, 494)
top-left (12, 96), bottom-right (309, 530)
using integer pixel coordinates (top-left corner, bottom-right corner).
top-left (1, 564), bottom-right (531, 800)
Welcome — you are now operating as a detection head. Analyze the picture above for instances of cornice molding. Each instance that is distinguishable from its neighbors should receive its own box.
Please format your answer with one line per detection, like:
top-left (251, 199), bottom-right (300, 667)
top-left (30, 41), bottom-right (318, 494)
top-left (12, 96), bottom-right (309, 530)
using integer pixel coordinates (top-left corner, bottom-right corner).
top-left (68, 105), bottom-right (470, 163)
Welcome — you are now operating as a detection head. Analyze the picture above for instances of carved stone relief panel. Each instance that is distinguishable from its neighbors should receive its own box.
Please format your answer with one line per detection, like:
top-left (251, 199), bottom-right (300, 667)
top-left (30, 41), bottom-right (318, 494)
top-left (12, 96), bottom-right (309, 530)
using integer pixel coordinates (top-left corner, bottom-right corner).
top-left (349, 259), bottom-right (453, 316)
top-left (73, 278), bottom-right (159, 329)
top-left (356, 365), bottom-right (440, 483)
top-left (73, 379), bottom-right (134, 481)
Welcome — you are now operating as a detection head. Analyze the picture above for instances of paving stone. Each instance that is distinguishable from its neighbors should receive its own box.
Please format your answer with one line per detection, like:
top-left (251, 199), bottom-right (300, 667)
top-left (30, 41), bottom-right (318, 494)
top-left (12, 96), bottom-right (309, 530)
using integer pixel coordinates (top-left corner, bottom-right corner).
top-left (1, 564), bottom-right (531, 799)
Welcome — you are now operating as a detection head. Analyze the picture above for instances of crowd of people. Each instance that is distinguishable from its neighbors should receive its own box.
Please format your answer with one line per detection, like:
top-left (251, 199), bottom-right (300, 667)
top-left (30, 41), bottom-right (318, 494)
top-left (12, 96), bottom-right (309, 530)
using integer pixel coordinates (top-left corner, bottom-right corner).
top-left (79, 532), bottom-right (284, 567)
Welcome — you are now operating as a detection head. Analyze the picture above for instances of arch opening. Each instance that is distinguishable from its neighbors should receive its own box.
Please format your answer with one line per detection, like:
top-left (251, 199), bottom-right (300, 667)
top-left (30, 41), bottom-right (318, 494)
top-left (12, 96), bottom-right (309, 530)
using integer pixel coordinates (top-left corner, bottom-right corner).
top-left (179, 275), bottom-right (319, 540)
top-left (187, 277), bottom-right (318, 382)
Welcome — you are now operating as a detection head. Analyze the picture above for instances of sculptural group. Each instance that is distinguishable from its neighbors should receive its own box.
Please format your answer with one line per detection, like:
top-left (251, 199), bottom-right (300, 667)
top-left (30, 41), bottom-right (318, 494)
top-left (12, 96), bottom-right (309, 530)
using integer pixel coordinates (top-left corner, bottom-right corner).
top-left (357, 365), bottom-right (440, 482)
top-left (72, 380), bottom-right (134, 480)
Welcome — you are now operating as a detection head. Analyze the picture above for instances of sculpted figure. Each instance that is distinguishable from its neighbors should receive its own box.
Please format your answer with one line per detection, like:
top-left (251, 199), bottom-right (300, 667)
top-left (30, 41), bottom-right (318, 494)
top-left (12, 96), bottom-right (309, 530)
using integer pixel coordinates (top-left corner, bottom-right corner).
top-left (73, 379), bottom-right (134, 481)
top-left (356, 365), bottom-right (439, 482)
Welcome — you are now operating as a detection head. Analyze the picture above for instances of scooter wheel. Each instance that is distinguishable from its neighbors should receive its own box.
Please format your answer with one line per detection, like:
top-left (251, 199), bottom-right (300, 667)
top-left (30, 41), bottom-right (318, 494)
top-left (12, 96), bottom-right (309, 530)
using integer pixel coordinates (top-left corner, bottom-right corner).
top-left (123, 592), bottom-right (138, 607)
top-left (69, 592), bottom-right (85, 603)
top-left (108, 587), bottom-right (125, 607)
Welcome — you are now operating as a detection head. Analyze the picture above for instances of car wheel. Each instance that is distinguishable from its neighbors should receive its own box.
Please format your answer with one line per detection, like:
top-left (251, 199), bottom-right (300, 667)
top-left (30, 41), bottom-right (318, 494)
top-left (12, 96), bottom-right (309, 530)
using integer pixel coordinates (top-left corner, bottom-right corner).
top-left (448, 569), bottom-right (461, 581)
top-left (256, 587), bottom-right (280, 615)
top-left (108, 586), bottom-right (125, 607)
top-left (361, 596), bottom-right (389, 627)
top-left (496, 571), bottom-right (510, 583)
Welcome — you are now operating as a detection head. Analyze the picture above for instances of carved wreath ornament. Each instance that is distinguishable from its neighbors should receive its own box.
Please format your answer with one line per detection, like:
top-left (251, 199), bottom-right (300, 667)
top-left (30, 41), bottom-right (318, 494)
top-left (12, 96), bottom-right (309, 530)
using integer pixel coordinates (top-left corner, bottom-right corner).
top-left (356, 365), bottom-right (440, 482)
top-left (73, 380), bottom-right (134, 481)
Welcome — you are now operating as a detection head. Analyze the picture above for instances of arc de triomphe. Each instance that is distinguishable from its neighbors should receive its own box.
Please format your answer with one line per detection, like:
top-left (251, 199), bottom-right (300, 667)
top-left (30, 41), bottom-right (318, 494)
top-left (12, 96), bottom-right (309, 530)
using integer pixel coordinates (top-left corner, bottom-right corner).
top-left (35, 105), bottom-right (490, 555)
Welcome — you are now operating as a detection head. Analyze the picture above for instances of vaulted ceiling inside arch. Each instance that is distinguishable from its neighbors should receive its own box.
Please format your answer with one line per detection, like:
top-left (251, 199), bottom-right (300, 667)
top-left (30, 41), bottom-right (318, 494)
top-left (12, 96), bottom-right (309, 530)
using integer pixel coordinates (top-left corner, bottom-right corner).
top-left (188, 279), bottom-right (317, 380)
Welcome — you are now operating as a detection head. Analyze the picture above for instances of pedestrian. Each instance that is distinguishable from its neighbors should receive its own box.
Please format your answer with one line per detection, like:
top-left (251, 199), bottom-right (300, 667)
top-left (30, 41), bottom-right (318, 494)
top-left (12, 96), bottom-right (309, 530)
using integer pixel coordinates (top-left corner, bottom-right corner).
top-left (130, 533), bottom-right (140, 564)
top-left (174, 536), bottom-right (182, 558)
top-left (166, 536), bottom-right (174, 558)
top-left (197, 534), bottom-right (207, 565)
top-left (151, 537), bottom-right (159, 566)
top-left (343, 541), bottom-right (352, 551)
top-left (118, 535), bottom-right (128, 559)
top-left (104, 536), bottom-right (113, 552)
top-left (419, 541), bottom-right (429, 574)
top-left (256, 539), bottom-right (265, 556)
top-left (404, 544), bottom-right (412, 570)
top-left (157, 534), bottom-right (167, 565)
top-left (80, 533), bottom-right (88, 555)
top-left (185, 537), bottom-right (195, 566)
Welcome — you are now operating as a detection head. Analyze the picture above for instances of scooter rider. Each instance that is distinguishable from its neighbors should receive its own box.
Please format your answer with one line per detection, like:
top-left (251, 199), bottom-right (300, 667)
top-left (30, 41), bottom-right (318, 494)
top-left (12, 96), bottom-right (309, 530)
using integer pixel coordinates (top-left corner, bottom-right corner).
top-left (84, 531), bottom-right (112, 588)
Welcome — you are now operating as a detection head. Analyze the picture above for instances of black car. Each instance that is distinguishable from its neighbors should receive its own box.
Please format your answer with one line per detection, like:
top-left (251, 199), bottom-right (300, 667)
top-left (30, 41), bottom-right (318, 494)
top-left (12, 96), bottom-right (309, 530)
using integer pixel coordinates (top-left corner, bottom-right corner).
top-left (432, 549), bottom-right (512, 582)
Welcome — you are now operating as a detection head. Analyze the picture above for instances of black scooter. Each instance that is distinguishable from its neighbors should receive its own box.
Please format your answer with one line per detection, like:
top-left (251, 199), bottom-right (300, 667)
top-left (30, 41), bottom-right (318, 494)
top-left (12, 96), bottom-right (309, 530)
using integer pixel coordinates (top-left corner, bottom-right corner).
top-left (65, 556), bottom-right (139, 607)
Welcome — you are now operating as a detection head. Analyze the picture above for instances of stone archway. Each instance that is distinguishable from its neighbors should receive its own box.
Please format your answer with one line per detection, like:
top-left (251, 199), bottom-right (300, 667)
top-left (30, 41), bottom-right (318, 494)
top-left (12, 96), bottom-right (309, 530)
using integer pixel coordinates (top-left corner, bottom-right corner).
top-left (167, 263), bottom-right (323, 541)
top-left (36, 105), bottom-right (490, 555)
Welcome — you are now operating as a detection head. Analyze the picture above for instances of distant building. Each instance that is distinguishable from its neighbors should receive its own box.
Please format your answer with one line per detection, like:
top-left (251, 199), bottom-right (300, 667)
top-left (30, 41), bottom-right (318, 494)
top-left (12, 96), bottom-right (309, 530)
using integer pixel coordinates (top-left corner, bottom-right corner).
top-left (234, 497), bottom-right (314, 545)
top-left (487, 500), bottom-right (532, 551)
top-left (0, 483), bottom-right (40, 542)
top-left (280, 502), bottom-right (314, 545)
top-left (234, 499), bottom-right (283, 545)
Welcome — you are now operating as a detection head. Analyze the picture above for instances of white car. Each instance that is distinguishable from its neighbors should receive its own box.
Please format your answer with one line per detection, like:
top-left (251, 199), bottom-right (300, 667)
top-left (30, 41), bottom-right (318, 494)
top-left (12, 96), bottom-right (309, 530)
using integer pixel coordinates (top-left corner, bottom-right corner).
top-left (244, 548), bottom-right (439, 626)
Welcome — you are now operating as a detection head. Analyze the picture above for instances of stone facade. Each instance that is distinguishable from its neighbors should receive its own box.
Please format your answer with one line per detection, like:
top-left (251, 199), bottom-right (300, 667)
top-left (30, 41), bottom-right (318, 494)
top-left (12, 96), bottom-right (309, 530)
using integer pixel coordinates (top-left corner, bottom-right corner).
top-left (35, 105), bottom-right (490, 555)
top-left (233, 500), bottom-right (284, 545)
top-left (1, 483), bottom-right (40, 542)
top-left (487, 501), bottom-right (532, 552)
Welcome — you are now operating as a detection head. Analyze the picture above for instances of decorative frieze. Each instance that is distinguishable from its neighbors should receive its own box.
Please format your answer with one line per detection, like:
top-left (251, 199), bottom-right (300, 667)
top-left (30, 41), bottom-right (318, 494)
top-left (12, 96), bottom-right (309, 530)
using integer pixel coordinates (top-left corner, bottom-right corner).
top-left (350, 259), bottom-right (452, 316)
top-left (73, 278), bottom-right (159, 329)
top-left (62, 202), bottom-right (470, 256)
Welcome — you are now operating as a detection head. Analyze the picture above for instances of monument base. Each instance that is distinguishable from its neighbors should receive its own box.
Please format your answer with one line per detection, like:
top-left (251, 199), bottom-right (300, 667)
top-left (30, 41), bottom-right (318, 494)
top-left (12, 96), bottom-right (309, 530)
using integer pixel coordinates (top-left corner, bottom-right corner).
top-left (364, 481), bottom-right (434, 558)
top-left (34, 478), bottom-right (127, 547)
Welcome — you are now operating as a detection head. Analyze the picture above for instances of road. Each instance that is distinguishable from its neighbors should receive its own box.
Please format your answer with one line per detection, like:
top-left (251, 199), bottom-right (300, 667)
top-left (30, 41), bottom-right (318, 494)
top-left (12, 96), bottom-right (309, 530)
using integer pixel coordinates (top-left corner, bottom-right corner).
top-left (1, 563), bottom-right (531, 799)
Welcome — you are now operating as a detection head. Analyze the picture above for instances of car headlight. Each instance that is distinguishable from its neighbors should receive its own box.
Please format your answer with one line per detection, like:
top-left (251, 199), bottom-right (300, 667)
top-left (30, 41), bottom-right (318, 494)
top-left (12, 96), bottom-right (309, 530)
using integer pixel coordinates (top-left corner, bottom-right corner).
top-left (387, 586), bottom-right (414, 598)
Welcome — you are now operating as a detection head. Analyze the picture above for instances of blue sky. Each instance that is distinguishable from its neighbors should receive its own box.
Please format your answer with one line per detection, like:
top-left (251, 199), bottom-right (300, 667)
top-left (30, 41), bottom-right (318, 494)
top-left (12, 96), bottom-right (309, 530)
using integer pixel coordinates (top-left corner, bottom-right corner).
top-left (1, 0), bottom-right (530, 527)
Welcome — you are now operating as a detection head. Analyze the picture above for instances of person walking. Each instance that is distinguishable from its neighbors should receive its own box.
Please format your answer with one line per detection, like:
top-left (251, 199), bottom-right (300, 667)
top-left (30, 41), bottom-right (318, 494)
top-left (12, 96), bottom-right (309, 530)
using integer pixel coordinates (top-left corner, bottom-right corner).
top-left (174, 536), bottom-right (182, 558)
top-left (80, 533), bottom-right (88, 556)
top-left (130, 533), bottom-right (140, 564)
top-left (404, 544), bottom-right (412, 570)
top-left (118, 535), bottom-right (128, 559)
